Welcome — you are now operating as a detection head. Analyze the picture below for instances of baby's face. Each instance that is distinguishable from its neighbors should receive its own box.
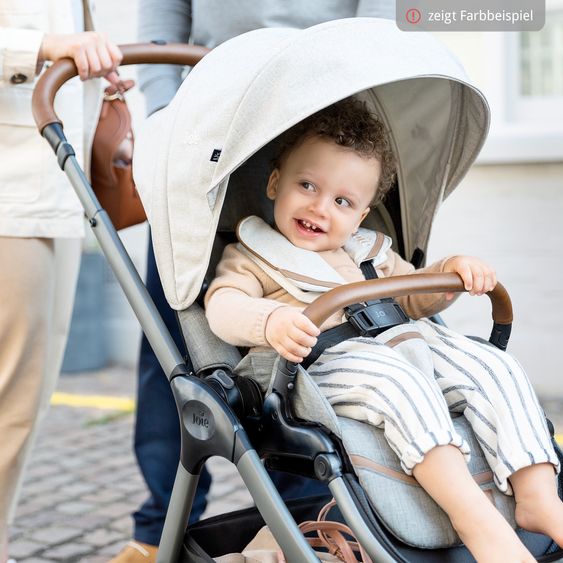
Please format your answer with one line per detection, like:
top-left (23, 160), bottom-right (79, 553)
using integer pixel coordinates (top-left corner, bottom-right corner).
top-left (267, 136), bottom-right (380, 252)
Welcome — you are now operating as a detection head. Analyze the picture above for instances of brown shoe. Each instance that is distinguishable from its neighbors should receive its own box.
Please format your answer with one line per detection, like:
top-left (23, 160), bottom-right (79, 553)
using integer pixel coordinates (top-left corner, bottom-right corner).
top-left (109, 541), bottom-right (158, 563)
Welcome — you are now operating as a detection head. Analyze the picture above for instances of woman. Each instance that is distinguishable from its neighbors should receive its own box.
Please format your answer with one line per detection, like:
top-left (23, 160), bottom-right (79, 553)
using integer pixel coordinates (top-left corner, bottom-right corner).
top-left (0, 2), bottom-right (122, 560)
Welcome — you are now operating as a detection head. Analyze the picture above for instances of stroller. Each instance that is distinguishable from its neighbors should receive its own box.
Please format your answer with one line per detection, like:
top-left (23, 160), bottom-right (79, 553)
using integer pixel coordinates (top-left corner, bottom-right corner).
top-left (32, 17), bottom-right (563, 563)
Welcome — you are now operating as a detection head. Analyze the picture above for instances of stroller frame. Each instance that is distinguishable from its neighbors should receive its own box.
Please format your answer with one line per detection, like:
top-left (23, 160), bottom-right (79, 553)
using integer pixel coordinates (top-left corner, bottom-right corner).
top-left (33, 43), bottom-right (392, 563)
top-left (31, 44), bottom-right (562, 563)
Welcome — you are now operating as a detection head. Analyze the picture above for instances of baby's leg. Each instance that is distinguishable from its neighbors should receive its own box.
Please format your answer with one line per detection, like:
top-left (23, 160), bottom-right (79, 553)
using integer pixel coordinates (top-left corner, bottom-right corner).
top-left (510, 462), bottom-right (563, 546)
top-left (418, 320), bottom-right (563, 542)
top-left (308, 336), bottom-right (469, 474)
top-left (413, 445), bottom-right (534, 562)
top-left (417, 319), bottom-right (559, 490)
top-left (309, 334), bottom-right (535, 560)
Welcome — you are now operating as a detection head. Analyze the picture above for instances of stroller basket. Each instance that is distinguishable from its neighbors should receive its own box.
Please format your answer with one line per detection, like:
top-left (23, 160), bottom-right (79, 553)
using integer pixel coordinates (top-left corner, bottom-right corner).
top-left (32, 19), bottom-right (563, 563)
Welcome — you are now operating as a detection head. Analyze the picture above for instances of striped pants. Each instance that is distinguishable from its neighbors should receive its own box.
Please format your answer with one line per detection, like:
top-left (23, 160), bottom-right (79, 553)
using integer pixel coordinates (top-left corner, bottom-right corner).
top-left (308, 319), bottom-right (559, 493)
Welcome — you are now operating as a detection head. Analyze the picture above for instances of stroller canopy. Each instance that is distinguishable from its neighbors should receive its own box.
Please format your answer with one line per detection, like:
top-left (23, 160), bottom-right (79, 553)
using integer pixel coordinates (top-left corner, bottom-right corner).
top-left (134, 17), bottom-right (490, 311)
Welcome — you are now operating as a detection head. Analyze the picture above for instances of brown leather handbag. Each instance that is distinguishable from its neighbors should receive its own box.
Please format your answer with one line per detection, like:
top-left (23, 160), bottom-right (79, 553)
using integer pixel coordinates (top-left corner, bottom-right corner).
top-left (90, 80), bottom-right (146, 230)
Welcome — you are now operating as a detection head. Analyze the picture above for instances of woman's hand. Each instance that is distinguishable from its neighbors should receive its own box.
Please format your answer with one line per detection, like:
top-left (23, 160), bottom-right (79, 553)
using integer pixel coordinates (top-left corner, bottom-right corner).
top-left (39, 32), bottom-right (122, 83)
top-left (265, 307), bottom-right (320, 363)
top-left (443, 255), bottom-right (497, 300)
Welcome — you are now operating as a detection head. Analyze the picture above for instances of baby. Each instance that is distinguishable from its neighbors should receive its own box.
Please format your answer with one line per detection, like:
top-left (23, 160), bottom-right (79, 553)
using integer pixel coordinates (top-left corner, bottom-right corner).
top-left (205, 98), bottom-right (563, 562)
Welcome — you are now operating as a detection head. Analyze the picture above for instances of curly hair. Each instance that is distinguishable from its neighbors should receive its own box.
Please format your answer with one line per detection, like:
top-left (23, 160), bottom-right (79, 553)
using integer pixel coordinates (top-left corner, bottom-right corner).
top-left (272, 97), bottom-right (396, 204)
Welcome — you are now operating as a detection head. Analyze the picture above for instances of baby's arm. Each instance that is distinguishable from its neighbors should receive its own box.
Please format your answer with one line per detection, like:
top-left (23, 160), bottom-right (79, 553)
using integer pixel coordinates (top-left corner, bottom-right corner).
top-left (384, 251), bottom-right (497, 318)
top-left (205, 245), bottom-right (319, 360)
top-left (206, 286), bottom-right (285, 347)
top-left (265, 307), bottom-right (319, 364)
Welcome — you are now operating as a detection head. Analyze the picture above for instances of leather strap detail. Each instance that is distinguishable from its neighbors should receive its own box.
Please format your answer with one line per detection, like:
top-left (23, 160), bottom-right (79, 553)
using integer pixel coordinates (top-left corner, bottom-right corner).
top-left (384, 331), bottom-right (424, 348)
top-left (349, 454), bottom-right (494, 486)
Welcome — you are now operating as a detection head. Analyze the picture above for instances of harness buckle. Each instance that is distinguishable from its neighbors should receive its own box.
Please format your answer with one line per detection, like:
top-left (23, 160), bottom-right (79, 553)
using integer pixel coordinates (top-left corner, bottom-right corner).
top-left (345, 298), bottom-right (409, 337)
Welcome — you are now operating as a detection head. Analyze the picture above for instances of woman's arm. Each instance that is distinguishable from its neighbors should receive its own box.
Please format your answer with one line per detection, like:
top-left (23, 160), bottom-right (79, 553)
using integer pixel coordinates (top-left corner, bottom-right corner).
top-left (137, 0), bottom-right (192, 115)
top-left (0, 28), bottom-right (121, 85)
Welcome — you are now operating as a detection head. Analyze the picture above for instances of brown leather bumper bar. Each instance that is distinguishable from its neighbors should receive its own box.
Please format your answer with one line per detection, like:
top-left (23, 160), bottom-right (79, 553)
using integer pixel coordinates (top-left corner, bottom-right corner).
top-left (303, 273), bottom-right (513, 328)
top-left (32, 43), bottom-right (210, 133)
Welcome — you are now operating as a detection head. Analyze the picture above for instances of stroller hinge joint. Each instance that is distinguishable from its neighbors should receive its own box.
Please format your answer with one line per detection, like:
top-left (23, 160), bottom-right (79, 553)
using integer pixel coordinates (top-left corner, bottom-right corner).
top-left (314, 453), bottom-right (343, 482)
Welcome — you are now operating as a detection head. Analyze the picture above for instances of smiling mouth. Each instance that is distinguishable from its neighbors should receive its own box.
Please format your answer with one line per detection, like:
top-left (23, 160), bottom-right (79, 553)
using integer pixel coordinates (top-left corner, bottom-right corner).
top-left (296, 219), bottom-right (325, 234)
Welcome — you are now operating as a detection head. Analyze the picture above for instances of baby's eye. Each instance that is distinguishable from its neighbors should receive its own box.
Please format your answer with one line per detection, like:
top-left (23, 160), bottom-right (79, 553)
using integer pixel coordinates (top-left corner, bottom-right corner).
top-left (335, 197), bottom-right (351, 208)
top-left (301, 181), bottom-right (315, 191)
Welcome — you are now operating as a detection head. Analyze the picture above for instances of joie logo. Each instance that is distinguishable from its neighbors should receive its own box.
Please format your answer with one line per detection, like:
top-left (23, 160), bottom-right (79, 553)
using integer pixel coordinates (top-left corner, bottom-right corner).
top-left (184, 400), bottom-right (215, 439)
top-left (192, 411), bottom-right (209, 429)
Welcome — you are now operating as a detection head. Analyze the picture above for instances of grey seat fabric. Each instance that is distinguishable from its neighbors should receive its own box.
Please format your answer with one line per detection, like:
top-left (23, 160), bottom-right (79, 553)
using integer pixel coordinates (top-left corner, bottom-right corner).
top-left (247, 361), bottom-right (518, 550)
top-left (339, 415), bottom-right (516, 549)
top-left (178, 305), bottom-right (241, 375)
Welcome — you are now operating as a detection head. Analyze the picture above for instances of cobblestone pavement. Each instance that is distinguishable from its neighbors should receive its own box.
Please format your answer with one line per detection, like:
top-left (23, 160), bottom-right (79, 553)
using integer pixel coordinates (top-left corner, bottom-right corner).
top-left (8, 366), bottom-right (252, 563)
top-left (8, 366), bottom-right (563, 562)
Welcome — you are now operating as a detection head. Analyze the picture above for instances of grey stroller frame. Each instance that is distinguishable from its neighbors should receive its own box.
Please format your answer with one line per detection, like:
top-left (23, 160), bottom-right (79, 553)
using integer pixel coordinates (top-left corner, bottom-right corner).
top-left (32, 43), bottom-right (563, 563)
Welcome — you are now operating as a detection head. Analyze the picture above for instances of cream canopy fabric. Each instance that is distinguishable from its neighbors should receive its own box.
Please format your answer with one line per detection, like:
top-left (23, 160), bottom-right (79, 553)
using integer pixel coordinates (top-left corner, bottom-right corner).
top-left (133, 17), bottom-right (489, 311)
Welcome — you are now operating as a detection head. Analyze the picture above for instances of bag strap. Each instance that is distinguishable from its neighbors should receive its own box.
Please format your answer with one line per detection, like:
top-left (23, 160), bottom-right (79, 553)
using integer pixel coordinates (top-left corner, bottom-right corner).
top-left (82, 0), bottom-right (95, 32)
top-left (298, 499), bottom-right (373, 563)
top-left (104, 79), bottom-right (135, 101)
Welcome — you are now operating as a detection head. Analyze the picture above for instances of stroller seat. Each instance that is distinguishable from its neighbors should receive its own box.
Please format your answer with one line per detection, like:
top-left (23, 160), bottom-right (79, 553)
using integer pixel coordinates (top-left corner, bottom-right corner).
top-left (178, 310), bottom-right (561, 561)
top-left (179, 288), bottom-right (557, 561)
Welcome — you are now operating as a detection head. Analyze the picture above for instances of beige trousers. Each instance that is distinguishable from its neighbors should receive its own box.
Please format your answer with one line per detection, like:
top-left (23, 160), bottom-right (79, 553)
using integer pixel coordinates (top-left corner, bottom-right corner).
top-left (0, 236), bottom-right (81, 552)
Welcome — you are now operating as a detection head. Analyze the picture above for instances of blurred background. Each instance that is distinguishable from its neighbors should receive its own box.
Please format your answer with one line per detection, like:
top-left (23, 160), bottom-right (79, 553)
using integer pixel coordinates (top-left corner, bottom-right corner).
top-left (63, 0), bottom-right (563, 397)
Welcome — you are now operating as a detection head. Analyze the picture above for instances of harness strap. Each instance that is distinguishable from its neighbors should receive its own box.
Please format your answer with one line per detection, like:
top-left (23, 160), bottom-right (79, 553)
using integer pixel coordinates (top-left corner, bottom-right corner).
top-left (360, 260), bottom-right (378, 280)
top-left (302, 323), bottom-right (358, 369)
top-left (302, 259), bottom-right (409, 369)
top-left (303, 260), bottom-right (378, 369)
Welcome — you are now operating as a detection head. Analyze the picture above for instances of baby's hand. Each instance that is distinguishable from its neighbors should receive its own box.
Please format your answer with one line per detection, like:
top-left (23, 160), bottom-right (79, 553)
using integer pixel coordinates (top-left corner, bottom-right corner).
top-left (265, 307), bottom-right (320, 363)
top-left (443, 256), bottom-right (497, 299)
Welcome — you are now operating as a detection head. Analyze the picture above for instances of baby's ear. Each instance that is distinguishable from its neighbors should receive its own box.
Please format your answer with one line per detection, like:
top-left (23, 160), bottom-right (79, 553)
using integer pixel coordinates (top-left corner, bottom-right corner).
top-left (266, 169), bottom-right (280, 200)
top-left (359, 207), bottom-right (370, 224)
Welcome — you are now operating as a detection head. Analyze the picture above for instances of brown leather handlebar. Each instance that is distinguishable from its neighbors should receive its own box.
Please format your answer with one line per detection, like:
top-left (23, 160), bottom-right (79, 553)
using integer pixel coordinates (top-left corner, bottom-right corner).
top-left (32, 43), bottom-right (210, 133)
top-left (302, 273), bottom-right (513, 328)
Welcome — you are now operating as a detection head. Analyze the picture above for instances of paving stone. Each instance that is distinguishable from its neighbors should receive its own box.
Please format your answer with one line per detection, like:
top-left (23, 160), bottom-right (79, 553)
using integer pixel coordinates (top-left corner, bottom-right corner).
top-left (14, 502), bottom-right (41, 519)
top-left (19, 480), bottom-right (57, 497)
top-left (25, 465), bottom-right (61, 480)
top-left (81, 488), bottom-right (125, 504)
top-left (96, 539), bottom-right (128, 557)
top-left (108, 515), bottom-right (133, 533)
top-left (56, 500), bottom-right (97, 515)
top-left (96, 501), bottom-right (135, 518)
top-left (7, 539), bottom-right (44, 558)
top-left (60, 482), bottom-right (99, 496)
top-left (40, 473), bottom-right (76, 487)
top-left (24, 492), bottom-right (63, 510)
top-left (81, 528), bottom-right (124, 547)
top-left (112, 479), bottom-right (145, 493)
top-left (59, 513), bottom-right (109, 530)
top-left (29, 526), bottom-right (82, 544)
top-left (20, 559), bottom-right (58, 563)
top-left (15, 510), bottom-right (63, 530)
top-left (8, 524), bottom-right (25, 541)
top-left (42, 542), bottom-right (94, 559)
top-left (56, 455), bottom-right (90, 470)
